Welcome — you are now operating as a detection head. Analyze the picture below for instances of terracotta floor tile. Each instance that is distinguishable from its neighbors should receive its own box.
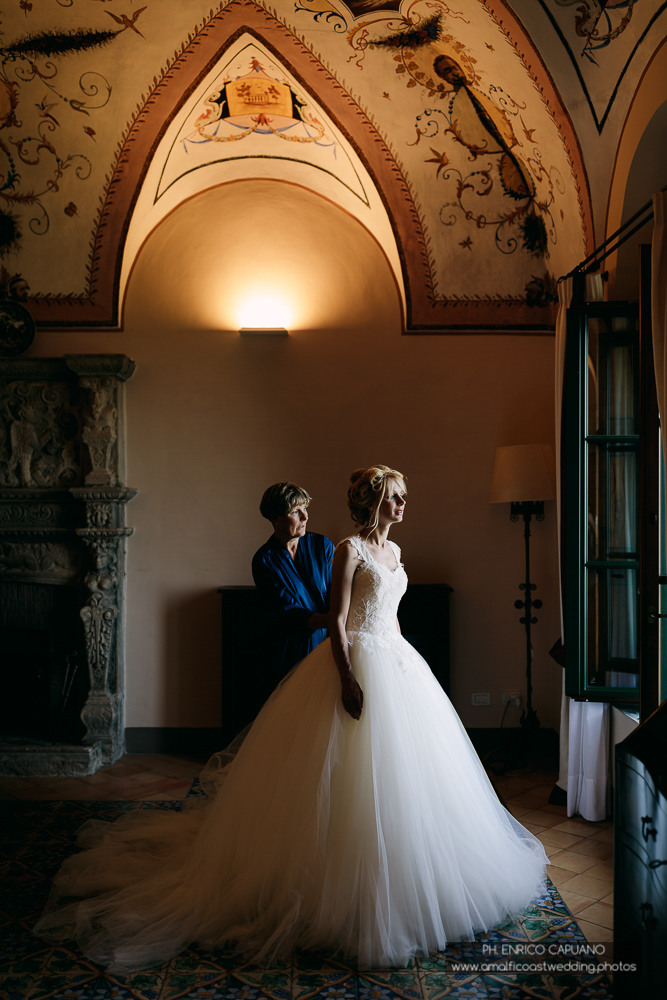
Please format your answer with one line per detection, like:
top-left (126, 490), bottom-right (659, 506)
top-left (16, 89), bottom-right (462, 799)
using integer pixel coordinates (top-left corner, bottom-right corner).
top-left (542, 842), bottom-right (567, 858)
top-left (518, 809), bottom-right (564, 828)
top-left (561, 873), bottom-right (613, 900)
top-left (553, 819), bottom-right (601, 838)
top-left (79, 771), bottom-right (114, 785)
top-left (542, 803), bottom-right (568, 817)
top-left (576, 919), bottom-right (613, 943)
top-left (548, 850), bottom-right (600, 874)
top-left (139, 792), bottom-right (182, 801)
top-left (590, 827), bottom-right (615, 843)
top-left (127, 770), bottom-right (169, 785)
top-left (0, 777), bottom-right (40, 791)
top-left (26, 777), bottom-right (66, 788)
top-left (507, 803), bottom-right (532, 818)
top-left (522, 823), bottom-right (547, 834)
top-left (150, 766), bottom-right (201, 780)
top-left (498, 777), bottom-right (547, 794)
top-left (585, 860), bottom-right (614, 882)
top-left (506, 791), bottom-right (550, 809)
top-left (97, 763), bottom-right (142, 777)
top-left (127, 780), bottom-right (192, 799)
top-left (537, 829), bottom-right (585, 850)
top-left (576, 901), bottom-right (614, 930)
top-left (525, 784), bottom-right (557, 798)
top-left (559, 889), bottom-right (599, 914)
top-left (600, 892), bottom-right (614, 905)
top-left (568, 838), bottom-right (613, 860)
top-left (43, 780), bottom-right (90, 796)
top-left (545, 865), bottom-right (577, 888)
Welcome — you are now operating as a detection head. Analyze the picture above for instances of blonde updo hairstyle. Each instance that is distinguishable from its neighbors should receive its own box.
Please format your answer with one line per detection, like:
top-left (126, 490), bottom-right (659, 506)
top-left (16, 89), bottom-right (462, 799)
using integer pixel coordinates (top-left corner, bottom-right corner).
top-left (347, 465), bottom-right (407, 532)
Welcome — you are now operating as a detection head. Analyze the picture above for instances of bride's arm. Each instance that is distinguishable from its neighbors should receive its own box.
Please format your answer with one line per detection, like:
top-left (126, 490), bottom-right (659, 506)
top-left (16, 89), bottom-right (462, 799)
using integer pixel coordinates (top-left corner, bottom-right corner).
top-left (330, 542), bottom-right (364, 720)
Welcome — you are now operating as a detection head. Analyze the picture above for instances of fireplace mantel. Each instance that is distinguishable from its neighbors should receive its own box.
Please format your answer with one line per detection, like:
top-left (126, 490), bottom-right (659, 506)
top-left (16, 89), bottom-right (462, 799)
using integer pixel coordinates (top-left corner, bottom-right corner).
top-left (0, 355), bottom-right (136, 776)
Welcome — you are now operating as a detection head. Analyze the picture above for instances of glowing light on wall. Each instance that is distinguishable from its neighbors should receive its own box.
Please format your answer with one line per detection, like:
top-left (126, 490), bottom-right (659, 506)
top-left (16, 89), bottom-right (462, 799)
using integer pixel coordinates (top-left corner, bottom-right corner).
top-left (236, 290), bottom-right (293, 331)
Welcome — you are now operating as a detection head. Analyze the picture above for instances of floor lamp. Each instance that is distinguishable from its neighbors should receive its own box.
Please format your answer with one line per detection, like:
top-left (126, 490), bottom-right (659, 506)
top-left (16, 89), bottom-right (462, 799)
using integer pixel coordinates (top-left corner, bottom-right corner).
top-left (490, 444), bottom-right (556, 733)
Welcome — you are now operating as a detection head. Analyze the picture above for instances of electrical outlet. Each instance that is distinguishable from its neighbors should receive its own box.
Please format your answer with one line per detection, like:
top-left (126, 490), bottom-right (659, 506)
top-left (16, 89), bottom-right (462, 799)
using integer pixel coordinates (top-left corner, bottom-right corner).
top-left (471, 692), bottom-right (491, 706)
top-left (502, 692), bottom-right (522, 706)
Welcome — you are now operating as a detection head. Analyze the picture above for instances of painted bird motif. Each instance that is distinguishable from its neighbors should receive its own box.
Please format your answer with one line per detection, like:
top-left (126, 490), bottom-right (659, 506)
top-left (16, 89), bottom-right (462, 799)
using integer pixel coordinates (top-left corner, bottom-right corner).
top-left (105, 7), bottom-right (147, 37)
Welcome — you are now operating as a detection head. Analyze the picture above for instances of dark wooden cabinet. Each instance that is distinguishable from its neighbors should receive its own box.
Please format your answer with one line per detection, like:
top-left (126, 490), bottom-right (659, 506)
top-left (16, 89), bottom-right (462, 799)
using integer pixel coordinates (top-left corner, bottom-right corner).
top-left (614, 698), bottom-right (667, 997)
top-left (218, 583), bottom-right (453, 745)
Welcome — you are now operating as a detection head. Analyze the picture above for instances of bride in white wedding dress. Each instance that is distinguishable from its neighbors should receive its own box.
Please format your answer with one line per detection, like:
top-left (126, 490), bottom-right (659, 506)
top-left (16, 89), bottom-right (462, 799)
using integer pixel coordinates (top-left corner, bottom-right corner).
top-left (35, 464), bottom-right (548, 972)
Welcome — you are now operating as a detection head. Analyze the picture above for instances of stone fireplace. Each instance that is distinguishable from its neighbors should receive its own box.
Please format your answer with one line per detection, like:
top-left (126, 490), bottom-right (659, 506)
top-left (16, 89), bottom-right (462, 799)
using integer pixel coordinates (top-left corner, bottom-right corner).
top-left (0, 355), bottom-right (136, 776)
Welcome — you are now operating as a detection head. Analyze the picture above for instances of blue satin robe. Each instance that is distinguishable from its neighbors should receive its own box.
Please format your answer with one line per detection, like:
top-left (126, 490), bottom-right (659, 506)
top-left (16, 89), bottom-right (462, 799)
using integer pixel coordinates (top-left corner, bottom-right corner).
top-left (252, 531), bottom-right (334, 681)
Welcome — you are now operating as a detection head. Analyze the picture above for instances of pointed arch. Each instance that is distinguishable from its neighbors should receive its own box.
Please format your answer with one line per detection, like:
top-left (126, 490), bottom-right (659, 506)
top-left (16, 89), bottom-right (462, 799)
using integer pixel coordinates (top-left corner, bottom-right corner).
top-left (30, 0), bottom-right (591, 332)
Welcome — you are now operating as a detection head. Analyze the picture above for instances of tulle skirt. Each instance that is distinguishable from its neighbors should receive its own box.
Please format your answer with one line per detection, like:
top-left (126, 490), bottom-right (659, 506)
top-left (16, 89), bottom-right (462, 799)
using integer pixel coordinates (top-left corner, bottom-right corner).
top-left (34, 633), bottom-right (548, 972)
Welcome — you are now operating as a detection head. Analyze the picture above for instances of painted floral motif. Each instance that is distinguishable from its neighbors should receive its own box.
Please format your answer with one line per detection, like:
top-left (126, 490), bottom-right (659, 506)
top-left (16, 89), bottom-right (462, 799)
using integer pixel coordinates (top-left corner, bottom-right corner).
top-left (353, 10), bottom-right (563, 260)
top-left (0, 17), bottom-right (126, 258)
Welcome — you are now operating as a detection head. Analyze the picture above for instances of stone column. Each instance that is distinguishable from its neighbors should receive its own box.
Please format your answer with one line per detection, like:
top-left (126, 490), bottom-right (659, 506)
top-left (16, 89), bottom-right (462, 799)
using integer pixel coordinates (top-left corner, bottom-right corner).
top-left (66, 354), bottom-right (137, 765)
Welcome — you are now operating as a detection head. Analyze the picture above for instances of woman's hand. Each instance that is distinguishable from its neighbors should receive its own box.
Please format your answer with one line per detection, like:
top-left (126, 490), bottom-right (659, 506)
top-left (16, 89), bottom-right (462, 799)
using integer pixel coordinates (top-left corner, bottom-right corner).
top-left (307, 612), bottom-right (331, 632)
top-left (341, 670), bottom-right (364, 720)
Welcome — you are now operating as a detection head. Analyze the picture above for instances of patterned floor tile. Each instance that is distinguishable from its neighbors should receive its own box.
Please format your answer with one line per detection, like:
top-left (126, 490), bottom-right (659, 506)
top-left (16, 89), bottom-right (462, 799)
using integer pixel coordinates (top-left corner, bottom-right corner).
top-left (483, 975), bottom-right (553, 998)
top-left (160, 968), bottom-right (228, 1000)
top-left (0, 916), bottom-right (50, 966)
top-left (104, 970), bottom-right (165, 1000)
top-left (65, 979), bottom-right (139, 999)
top-left (311, 983), bottom-right (358, 1000)
top-left (519, 910), bottom-right (577, 944)
top-left (358, 979), bottom-right (407, 1000)
top-left (362, 968), bottom-right (421, 1000)
top-left (0, 971), bottom-right (36, 1000)
top-left (225, 974), bottom-right (284, 1000)
top-left (290, 951), bottom-right (354, 999)
top-left (2, 799), bottom-right (614, 1000)
top-left (229, 968), bottom-right (292, 1000)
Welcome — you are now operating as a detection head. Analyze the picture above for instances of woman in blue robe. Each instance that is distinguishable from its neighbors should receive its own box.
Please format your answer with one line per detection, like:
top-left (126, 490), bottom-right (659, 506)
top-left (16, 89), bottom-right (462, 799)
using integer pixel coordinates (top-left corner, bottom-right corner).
top-left (252, 482), bottom-right (334, 681)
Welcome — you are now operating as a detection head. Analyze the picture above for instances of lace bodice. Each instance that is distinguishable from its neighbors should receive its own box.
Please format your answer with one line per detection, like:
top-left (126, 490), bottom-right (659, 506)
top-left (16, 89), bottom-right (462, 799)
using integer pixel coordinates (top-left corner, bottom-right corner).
top-left (340, 535), bottom-right (408, 643)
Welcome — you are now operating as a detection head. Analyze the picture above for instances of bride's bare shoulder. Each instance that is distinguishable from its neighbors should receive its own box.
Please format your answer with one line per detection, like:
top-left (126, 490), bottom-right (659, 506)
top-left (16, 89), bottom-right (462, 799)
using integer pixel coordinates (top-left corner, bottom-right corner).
top-left (334, 536), bottom-right (363, 561)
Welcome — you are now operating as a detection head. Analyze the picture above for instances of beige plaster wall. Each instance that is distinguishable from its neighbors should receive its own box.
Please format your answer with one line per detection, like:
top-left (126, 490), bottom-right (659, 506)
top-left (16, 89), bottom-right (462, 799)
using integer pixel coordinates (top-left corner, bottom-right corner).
top-left (28, 180), bottom-right (562, 731)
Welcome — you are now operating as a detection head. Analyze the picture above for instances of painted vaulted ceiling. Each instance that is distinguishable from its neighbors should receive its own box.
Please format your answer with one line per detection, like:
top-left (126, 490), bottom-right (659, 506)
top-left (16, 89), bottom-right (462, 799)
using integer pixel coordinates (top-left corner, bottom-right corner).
top-left (1, 0), bottom-right (665, 332)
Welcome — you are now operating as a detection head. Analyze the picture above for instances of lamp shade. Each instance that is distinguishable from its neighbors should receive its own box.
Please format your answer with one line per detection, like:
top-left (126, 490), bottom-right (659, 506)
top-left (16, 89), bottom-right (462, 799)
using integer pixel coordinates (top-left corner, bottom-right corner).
top-left (489, 444), bottom-right (556, 503)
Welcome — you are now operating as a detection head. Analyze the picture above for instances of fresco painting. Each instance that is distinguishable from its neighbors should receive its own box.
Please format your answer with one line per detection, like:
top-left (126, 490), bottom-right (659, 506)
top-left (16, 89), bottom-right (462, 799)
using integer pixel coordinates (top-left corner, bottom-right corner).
top-left (0, 19), bottom-right (122, 281)
top-left (347, 11), bottom-right (562, 266)
top-left (156, 42), bottom-right (369, 208)
top-left (5, 0), bottom-right (663, 327)
top-left (537, 0), bottom-right (667, 130)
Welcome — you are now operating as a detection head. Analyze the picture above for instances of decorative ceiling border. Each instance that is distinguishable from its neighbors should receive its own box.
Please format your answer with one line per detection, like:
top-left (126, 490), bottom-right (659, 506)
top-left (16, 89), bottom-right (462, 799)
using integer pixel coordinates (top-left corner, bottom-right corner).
top-left (27, 0), bottom-right (591, 333)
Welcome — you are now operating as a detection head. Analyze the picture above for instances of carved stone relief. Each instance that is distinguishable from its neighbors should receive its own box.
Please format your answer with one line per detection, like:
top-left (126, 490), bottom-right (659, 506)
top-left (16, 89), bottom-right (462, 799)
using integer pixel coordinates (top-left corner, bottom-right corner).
top-left (79, 377), bottom-right (118, 486)
top-left (0, 539), bottom-right (80, 580)
top-left (0, 356), bottom-right (136, 777)
top-left (0, 380), bottom-right (81, 488)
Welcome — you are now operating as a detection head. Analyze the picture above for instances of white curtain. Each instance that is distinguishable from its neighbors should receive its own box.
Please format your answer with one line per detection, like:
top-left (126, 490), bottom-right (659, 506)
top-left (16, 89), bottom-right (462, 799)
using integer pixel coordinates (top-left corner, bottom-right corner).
top-left (567, 700), bottom-right (611, 820)
top-left (555, 276), bottom-right (610, 818)
top-left (653, 191), bottom-right (667, 470)
top-left (555, 278), bottom-right (571, 793)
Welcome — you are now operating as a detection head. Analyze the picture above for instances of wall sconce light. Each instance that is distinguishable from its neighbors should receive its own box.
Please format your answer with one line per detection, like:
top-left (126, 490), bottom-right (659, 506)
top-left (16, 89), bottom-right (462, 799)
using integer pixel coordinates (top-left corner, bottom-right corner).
top-left (490, 443), bottom-right (556, 737)
top-left (239, 327), bottom-right (289, 336)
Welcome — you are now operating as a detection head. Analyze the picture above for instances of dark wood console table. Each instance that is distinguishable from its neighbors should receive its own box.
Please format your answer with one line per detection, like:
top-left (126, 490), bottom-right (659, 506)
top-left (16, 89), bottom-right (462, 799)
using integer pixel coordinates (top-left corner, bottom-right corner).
top-left (218, 583), bottom-right (453, 745)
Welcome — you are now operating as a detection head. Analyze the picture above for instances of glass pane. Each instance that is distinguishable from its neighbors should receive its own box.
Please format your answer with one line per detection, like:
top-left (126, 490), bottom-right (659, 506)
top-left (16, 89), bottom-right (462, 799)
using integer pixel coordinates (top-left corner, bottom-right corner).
top-left (587, 445), bottom-right (637, 561)
top-left (587, 316), bottom-right (638, 437)
top-left (608, 450), bottom-right (637, 555)
top-left (609, 345), bottom-right (635, 435)
top-left (587, 566), bottom-right (638, 688)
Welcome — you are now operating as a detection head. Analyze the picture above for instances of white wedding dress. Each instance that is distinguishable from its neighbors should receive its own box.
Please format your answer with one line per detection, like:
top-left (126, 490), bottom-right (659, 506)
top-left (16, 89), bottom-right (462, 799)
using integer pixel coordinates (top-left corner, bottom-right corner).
top-left (35, 535), bottom-right (548, 972)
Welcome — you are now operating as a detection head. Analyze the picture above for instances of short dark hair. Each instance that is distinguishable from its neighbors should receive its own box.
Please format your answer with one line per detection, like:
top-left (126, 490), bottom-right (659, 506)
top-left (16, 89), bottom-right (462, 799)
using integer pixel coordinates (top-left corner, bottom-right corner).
top-left (259, 482), bottom-right (312, 521)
